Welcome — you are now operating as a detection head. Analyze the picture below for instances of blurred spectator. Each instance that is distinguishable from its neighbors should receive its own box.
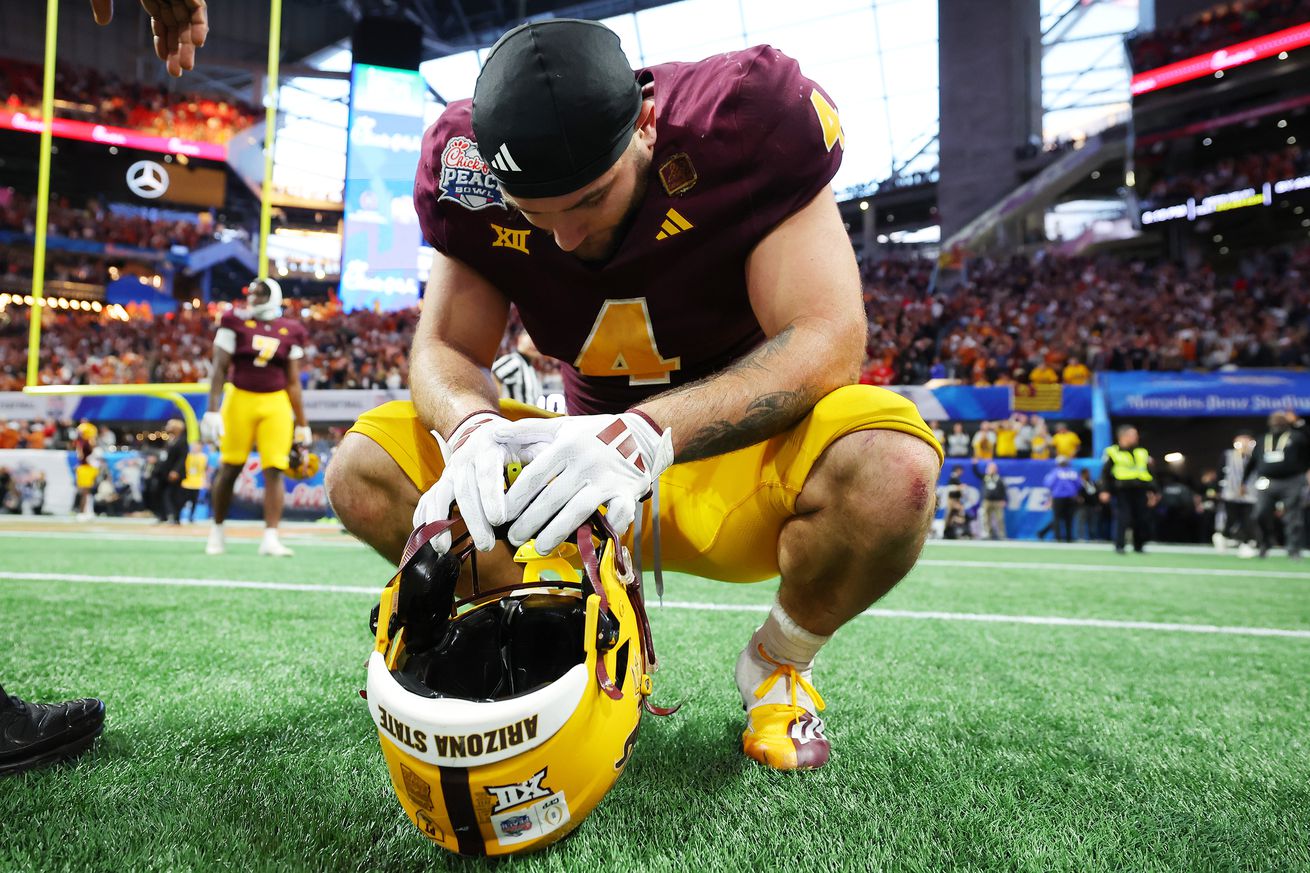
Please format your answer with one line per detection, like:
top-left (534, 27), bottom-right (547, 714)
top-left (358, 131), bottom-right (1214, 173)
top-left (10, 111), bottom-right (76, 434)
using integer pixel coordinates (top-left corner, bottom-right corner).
top-left (1248, 410), bottom-right (1309, 558)
top-left (1075, 468), bottom-right (1101, 540)
top-left (973, 460), bottom-right (1008, 540)
top-left (180, 441), bottom-right (207, 523)
top-left (928, 420), bottom-right (945, 448)
top-left (1158, 476), bottom-right (1201, 543)
top-left (1029, 362), bottom-right (1058, 384)
top-left (945, 423), bottom-right (971, 458)
top-left (1051, 422), bottom-right (1082, 459)
top-left (1040, 456), bottom-right (1081, 543)
top-left (1216, 432), bottom-right (1258, 556)
top-left (152, 418), bottom-right (187, 524)
top-left (1061, 357), bottom-right (1091, 385)
top-left (971, 422), bottom-right (996, 460)
top-left (942, 466), bottom-right (970, 539)
top-left (1030, 420), bottom-right (1052, 460)
top-left (1015, 414), bottom-right (1034, 458)
top-left (995, 417), bottom-right (1018, 459)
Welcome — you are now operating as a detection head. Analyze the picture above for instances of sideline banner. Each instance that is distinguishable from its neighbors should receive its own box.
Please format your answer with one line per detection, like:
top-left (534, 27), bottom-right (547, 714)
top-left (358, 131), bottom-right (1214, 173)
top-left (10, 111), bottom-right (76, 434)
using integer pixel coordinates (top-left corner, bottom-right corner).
top-left (86, 448), bottom-right (332, 522)
top-left (0, 449), bottom-right (76, 514)
top-left (937, 458), bottom-right (1101, 540)
top-left (0, 384), bottom-right (1093, 424)
top-left (1101, 370), bottom-right (1310, 417)
top-left (0, 389), bottom-right (412, 424)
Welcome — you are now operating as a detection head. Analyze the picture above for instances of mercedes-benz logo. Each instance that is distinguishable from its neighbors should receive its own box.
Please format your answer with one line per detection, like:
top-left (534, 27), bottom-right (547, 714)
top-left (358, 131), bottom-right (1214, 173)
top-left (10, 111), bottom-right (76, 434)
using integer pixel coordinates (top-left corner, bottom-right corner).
top-left (126, 160), bottom-right (169, 199)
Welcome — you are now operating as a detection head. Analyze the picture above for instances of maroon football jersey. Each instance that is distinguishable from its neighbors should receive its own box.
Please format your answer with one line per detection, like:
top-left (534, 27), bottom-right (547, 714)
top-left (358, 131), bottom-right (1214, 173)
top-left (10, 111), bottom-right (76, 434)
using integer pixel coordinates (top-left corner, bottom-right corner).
top-left (414, 46), bottom-right (844, 414)
top-left (218, 310), bottom-right (309, 393)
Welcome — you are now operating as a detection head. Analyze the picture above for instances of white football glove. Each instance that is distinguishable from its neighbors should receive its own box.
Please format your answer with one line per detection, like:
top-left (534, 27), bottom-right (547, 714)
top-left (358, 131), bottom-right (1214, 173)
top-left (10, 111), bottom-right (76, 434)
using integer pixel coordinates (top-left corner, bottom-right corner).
top-left (501, 412), bottom-right (674, 553)
top-left (200, 411), bottom-right (223, 443)
top-left (294, 425), bottom-right (313, 446)
top-left (412, 411), bottom-right (555, 552)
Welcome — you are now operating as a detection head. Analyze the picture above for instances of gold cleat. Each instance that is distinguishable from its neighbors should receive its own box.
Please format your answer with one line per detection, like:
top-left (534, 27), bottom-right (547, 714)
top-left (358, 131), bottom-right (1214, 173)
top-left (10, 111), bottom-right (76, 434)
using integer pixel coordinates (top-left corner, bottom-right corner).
top-left (739, 644), bottom-right (829, 770)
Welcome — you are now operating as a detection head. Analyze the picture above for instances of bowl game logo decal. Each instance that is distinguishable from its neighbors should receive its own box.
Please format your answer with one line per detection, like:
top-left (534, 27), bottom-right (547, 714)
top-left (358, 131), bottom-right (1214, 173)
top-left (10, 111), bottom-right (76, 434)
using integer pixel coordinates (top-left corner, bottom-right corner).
top-left (499, 815), bottom-right (532, 837)
top-left (439, 136), bottom-right (505, 211)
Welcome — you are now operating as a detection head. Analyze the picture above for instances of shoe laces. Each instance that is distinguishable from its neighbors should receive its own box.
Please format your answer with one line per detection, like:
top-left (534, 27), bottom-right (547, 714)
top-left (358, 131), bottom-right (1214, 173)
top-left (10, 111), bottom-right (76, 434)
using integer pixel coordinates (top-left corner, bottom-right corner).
top-left (753, 644), bottom-right (825, 713)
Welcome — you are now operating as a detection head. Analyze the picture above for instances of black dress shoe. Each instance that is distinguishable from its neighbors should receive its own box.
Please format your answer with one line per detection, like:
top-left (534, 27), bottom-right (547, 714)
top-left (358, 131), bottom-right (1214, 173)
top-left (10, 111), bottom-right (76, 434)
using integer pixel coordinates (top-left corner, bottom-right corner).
top-left (0, 693), bottom-right (105, 776)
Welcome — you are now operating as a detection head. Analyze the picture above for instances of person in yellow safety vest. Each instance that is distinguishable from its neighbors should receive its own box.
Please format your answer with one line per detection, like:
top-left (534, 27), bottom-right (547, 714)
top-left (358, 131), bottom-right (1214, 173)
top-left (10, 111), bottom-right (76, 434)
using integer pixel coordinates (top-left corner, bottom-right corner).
top-left (1099, 424), bottom-right (1157, 554)
top-left (180, 443), bottom-right (209, 524)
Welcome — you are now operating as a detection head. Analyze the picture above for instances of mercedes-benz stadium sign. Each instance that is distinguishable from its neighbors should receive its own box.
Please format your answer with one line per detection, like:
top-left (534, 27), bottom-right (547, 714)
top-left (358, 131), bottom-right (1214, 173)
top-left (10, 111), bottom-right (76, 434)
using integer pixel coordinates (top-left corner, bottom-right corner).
top-left (126, 160), bottom-right (169, 199)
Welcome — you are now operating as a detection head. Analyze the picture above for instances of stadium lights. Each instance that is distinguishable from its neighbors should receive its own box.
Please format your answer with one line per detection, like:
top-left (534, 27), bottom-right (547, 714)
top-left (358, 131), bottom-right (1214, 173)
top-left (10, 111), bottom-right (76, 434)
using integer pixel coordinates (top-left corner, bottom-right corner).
top-left (1125, 170), bottom-right (1135, 187)
top-left (1164, 452), bottom-right (1184, 464)
top-left (1289, 137), bottom-right (1298, 145)
top-left (1279, 119), bottom-right (1288, 128)
top-left (1280, 51), bottom-right (1289, 60)
top-left (1220, 246), bottom-right (1230, 254)
top-left (859, 201), bottom-right (869, 211)
top-left (1202, 137), bottom-right (1213, 146)
top-left (91, 301), bottom-right (103, 312)
top-left (1214, 70), bottom-right (1223, 79)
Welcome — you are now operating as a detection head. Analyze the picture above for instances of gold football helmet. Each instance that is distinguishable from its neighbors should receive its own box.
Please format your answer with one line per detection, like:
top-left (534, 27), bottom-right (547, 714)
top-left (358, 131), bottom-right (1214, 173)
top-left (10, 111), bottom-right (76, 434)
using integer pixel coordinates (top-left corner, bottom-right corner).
top-left (365, 515), bottom-right (670, 856)
top-left (285, 443), bottom-right (320, 480)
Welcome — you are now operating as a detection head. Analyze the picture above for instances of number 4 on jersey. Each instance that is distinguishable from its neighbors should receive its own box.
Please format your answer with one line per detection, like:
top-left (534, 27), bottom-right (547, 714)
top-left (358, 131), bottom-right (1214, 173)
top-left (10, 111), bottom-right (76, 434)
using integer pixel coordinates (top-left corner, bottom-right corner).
top-left (574, 298), bottom-right (681, 386)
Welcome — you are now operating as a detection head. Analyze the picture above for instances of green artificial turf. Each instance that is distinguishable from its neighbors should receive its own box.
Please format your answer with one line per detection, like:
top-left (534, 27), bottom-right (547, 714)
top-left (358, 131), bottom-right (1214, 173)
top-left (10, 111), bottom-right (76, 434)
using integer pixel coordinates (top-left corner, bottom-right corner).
top-left (1, 528), bottom-right (1308, 872)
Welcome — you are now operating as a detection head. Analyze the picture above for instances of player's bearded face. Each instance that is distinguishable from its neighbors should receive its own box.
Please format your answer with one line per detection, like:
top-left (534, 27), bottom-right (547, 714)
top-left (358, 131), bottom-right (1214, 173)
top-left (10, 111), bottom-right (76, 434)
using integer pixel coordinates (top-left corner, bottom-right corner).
top-left (508, 137), bottom-right (652, 263)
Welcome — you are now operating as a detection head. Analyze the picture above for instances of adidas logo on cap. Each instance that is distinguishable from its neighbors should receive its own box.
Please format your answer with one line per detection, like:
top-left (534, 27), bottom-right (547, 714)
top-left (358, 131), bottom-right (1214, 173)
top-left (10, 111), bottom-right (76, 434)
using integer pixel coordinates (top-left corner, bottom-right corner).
top-left (490, 142), bottom-right (521, 173)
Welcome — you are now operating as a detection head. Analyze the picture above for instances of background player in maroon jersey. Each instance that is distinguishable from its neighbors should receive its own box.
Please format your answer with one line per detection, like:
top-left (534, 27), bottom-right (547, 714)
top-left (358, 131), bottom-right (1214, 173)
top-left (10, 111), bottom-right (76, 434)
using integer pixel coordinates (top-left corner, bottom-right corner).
top-left (327, 21), bottom-right (942, 771)
top-left (201, 278), bottom-right (311, 557)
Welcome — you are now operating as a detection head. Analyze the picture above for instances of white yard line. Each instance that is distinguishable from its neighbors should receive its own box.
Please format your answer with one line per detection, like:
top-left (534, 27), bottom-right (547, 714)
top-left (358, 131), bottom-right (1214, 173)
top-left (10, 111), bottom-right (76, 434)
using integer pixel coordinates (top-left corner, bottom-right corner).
top-left (0, 529), bottom-right (366, 548)
top-left (915, 559), bottom-right (1310, 581)
top-left (3, 571), bottom-right (1308, 640)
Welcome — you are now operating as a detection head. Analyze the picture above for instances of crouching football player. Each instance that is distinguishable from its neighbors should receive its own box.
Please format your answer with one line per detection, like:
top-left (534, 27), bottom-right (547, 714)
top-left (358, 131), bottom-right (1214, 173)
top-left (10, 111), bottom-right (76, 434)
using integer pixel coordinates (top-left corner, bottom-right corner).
top-left (327, 21), bottom-right (941, 770)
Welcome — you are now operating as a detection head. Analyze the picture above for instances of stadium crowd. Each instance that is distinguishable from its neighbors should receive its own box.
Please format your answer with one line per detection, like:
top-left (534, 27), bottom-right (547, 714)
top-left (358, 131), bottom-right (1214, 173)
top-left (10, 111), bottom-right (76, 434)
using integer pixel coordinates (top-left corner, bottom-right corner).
top-left (1, 244), bottom-right (1308, 392)
top-left (1127, 0), bottom-right (1310, 70)
top-left (1140, 142), bottom-right (1309, 204)
top-left (0, 190), bottom-right (211, 251)
top-left (860, 245), bottom-right (1310, 386)
top-left (0, 59), bottom-right (258, 145)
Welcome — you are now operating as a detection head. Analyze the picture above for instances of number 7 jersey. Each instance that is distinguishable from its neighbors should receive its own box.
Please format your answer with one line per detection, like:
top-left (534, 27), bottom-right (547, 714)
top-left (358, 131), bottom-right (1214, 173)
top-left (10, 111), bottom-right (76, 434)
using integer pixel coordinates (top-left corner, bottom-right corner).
top-left (216, 310), bottom-right (309, 393)
top-left (413, 45), bottom-right (844, 415)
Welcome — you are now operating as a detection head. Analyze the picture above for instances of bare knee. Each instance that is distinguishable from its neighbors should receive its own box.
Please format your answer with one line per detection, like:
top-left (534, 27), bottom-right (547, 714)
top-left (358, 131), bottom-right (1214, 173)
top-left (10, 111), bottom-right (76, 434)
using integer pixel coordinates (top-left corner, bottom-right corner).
top-left (326, 433), bottom-right (419, 542)
top-left (802, 429), bottom-right (941, 544)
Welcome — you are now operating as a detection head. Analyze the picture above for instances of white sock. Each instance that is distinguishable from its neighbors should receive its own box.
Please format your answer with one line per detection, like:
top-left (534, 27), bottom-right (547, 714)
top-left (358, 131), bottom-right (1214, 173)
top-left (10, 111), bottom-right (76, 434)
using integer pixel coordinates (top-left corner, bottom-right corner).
top-left (262, 528), bottom-right (281, 546)
top-left (755, 599), bottom-right (832, 668)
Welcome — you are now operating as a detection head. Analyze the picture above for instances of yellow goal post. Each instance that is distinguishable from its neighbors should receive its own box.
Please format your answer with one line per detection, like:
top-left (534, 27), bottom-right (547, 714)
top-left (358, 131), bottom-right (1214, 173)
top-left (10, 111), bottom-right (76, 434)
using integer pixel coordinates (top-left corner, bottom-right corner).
top-left (21, 0), bottom-right (284, 443)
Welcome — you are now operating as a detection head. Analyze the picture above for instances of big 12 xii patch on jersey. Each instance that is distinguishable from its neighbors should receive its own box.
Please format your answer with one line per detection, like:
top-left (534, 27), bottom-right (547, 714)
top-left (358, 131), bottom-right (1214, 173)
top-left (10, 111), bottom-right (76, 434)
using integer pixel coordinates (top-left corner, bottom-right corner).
top-left (413, 46), bottom-right (844, 414)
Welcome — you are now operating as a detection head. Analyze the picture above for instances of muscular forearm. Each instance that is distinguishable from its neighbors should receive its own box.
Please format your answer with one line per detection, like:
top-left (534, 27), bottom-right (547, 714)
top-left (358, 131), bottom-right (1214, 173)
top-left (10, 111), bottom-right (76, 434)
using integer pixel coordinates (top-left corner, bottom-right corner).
top-left (206, 350), bottom-right (228, 411)
top-left (410, 340), bottom-right (501, 438)
top-left (286, 380), bottom-right (307, 427)
top-left (633, 318), bottom-right (861, 463)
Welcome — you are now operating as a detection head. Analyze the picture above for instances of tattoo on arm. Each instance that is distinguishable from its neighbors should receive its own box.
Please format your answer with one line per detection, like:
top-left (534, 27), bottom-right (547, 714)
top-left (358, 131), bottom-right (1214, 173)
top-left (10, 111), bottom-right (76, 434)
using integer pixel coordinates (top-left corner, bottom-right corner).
top-left (678, 388), bottom-right (818, 462)
top-left (647, 326), bottom-right (823, 462)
